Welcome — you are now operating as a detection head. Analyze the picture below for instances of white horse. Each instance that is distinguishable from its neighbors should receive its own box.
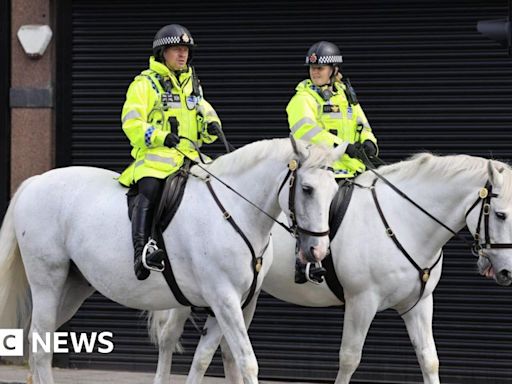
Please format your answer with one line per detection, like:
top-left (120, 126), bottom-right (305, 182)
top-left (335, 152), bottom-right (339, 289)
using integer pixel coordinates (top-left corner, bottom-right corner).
top-left (150, 153), bottom-right (512, 384)
top-left (0, 138), bottom-right (343, 384)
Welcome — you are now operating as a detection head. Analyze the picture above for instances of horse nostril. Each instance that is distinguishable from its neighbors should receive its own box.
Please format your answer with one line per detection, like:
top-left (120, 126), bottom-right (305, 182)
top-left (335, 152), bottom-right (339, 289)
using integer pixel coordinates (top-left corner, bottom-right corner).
top-left (499, 269), bottom-right (512, 279)
top-left (310, 246), bottom-right (317, 261)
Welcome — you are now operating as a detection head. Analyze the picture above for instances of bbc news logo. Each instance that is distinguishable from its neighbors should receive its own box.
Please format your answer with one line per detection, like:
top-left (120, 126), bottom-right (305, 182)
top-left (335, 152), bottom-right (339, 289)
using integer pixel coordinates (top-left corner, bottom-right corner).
top-left (0, 329), bottom-right (114, 356)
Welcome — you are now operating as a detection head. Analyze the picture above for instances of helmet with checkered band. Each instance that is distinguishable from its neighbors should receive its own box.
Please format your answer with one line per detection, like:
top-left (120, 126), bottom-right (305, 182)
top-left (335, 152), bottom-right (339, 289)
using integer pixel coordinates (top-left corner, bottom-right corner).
top-left (305, 41), bottom-right (343, 66)
top-left (152, 24), bottom-right (196, 63)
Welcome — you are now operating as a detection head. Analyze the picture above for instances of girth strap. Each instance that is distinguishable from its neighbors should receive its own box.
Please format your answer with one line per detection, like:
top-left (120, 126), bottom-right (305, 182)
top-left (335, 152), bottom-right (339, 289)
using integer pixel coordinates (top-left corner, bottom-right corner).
top-left (155, 226), bottom-right (194, 307)
top-left (370, 178), bottom-right (443, 316)
top-left (206, 178), bottom-right (264, 311)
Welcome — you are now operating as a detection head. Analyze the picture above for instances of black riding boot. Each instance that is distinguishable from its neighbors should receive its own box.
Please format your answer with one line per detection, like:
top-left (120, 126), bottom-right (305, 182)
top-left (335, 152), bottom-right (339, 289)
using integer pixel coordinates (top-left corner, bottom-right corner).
top-left (294, 259), bottom-right (327, 284)
top-left (132, 194), bottom-right (165, 280)
top-left (294, 259), bottom-right (308, 284)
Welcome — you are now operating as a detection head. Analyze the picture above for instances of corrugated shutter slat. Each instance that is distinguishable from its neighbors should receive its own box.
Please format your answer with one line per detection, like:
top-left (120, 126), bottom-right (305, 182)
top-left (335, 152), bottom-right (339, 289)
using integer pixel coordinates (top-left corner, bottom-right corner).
top-left (58, 1), bottom-right (512, 383)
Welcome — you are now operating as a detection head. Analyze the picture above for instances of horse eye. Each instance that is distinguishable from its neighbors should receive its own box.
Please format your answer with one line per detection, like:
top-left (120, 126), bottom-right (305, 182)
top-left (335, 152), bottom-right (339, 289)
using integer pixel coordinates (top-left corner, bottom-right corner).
top-left (302, 185), bottom-right (314, 195)
top-left (496, 212), bottom-right (507, 220)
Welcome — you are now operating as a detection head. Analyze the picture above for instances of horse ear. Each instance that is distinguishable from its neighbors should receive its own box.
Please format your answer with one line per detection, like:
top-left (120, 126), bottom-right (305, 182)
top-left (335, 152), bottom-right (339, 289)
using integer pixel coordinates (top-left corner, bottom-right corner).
top-left (289, 135), bottom-right (308, 161)
top-left (488, 160), bottom-right (504, 188)
top-left (332, 142), bottom-right (349, 163)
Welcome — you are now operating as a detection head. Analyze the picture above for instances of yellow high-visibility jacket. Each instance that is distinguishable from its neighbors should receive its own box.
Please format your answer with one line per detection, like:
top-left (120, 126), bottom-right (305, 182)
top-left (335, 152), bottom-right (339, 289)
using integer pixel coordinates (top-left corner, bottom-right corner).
top-left (118, 56), bottom-right (220, 186)
top-left (286, 79), bottom-right (377, 178)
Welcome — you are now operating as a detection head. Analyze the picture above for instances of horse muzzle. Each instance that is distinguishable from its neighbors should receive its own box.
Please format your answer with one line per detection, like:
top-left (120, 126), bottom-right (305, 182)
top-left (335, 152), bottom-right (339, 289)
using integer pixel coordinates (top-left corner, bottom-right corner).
top-left (297, 233), bottom-right (330, 263)
top-left (478, 256), bottom-right (512, 286)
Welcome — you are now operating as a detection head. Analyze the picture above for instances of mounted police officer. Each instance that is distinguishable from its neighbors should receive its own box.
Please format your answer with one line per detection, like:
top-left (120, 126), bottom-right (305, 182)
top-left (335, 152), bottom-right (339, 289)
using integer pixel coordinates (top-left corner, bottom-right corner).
top-left (286, 41), bottom-right (379, 283)
top-left (118, 24), bottom-right (222, 280)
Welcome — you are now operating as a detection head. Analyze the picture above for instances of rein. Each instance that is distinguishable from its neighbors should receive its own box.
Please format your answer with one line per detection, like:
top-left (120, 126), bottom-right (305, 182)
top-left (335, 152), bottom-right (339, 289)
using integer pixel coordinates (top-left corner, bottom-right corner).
top-left (172, 143), bottom-right (294, 235)
top-left (165, 142), bottom-right (330, 312)
top-left (175, 142), bottom-right (329, 238)
top-left (370, 178), bottom-right (443, 316)
top-left (357, 151), bottom-right (512, 315)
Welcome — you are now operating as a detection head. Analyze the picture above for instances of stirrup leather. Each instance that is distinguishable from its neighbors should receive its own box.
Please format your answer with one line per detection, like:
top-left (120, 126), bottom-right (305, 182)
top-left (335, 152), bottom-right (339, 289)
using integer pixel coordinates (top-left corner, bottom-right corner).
top-left (142, 238), bottom-right (165, 272)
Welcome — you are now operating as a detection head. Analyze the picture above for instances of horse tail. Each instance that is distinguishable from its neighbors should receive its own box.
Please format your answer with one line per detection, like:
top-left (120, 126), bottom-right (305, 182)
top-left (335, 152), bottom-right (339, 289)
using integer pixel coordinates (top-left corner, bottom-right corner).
top-left (0, 178), bottom-right (34, 331)
top-left (146, 310), bottom-right (184, 353)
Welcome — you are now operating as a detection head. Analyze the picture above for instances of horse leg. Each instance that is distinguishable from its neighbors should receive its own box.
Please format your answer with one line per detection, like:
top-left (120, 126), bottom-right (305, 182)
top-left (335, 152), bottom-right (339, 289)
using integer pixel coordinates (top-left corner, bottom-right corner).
top-left (221, 291), bottom-right (260, 384)
top-left (401, 294), bottom-right (440, 384)
top-left (27, 260), bottom-right (69, 384)
top-left (56, 266), bottom-right (96, 328)
top-left (185, 314), bottom-right (224, 384)
top-left (199, 294), bottom-right (258, 384)
top-left (151, 308), bottom-right (191, 384)
top-left (335, 296), bottom-right (377, 384)
top-left (186, 292), bottom-right (259, 384)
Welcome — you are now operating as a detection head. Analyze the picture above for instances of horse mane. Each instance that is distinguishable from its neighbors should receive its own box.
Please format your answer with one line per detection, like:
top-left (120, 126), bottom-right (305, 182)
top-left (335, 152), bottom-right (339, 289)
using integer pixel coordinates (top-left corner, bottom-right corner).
top-left (358, 152), bottom-right (512, 203)
top-left (204, 138), bottom-right (333, 176)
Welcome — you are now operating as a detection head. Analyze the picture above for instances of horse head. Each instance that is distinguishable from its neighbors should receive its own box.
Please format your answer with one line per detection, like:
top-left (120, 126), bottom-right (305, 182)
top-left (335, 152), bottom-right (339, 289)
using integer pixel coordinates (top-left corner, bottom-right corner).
top-left (468, 160), bottom-right (512, 286)
top-left (279, 137), bottom-right (343, 264)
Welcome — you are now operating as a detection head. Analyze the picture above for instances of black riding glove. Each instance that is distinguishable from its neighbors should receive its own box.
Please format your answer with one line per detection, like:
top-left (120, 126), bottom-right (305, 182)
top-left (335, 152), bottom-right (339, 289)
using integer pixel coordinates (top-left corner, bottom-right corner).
top-left (206, 121), bottom-right (221, 136)
top-left (362, 140), bottom-right (378, 157)
top-left (345, 143), bottom-right (361, 158)
top-left (164, 133), bottom-right (180, 148)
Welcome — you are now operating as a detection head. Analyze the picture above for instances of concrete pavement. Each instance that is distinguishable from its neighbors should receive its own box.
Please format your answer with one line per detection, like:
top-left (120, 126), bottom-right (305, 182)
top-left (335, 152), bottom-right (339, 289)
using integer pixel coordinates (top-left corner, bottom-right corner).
top-left (0, 364), bottom-right (311, 384)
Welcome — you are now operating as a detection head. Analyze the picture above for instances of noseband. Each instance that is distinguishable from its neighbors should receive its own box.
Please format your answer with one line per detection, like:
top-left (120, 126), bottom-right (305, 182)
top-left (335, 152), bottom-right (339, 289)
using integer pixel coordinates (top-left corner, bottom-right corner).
top-left (465, 180), bottom-right (512, 257)
top-left (277, 159), bottom-right (330, 238)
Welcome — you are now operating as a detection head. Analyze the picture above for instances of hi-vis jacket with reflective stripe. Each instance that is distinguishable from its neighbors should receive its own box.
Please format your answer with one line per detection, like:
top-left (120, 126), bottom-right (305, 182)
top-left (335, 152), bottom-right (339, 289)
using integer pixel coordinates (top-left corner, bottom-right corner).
top-left (286, 79), bottom-right (377, 178)
top-left (118, 56), bottom-right (220, 186)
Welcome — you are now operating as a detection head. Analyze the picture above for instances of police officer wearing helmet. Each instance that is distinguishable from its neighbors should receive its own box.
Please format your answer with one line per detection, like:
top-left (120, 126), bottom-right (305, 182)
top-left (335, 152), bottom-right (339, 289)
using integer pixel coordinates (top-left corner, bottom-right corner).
top-left (118, 24), bottom-right (222, 280)
top-left (286, 41), bottom-right (379, 283)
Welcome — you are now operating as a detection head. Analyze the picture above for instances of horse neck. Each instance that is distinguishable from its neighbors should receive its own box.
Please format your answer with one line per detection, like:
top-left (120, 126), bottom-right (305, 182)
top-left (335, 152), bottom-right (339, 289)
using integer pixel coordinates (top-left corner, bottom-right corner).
top-left (214, 158), bottom-right (285, 241)
top-left (375, 169), bottom-right (487, 261)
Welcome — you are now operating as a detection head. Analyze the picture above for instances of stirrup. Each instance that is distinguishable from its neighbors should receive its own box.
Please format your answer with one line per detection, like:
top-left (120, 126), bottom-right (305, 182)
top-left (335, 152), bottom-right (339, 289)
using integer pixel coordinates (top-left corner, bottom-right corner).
top-left (305, 261), bottom-right (324, 285)
top-left (142, 238), bottom-right (165, 272)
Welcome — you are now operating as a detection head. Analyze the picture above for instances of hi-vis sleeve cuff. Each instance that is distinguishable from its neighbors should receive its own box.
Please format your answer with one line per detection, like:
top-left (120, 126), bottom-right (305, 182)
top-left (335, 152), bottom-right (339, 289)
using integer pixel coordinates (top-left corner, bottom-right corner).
top-left (151, 128), bottom-right (168, 147)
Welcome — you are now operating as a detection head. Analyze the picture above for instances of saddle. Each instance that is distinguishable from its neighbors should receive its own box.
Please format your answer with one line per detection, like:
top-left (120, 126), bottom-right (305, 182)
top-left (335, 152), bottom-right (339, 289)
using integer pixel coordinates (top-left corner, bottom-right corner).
top-left (329, 179), bottom-right (354, 240)
top-left (127, 161), bottom-right (194, 306)
top-left (320, 179), bottom-right (355, 305)
top-left (127, 159), bottom-right (191, 232)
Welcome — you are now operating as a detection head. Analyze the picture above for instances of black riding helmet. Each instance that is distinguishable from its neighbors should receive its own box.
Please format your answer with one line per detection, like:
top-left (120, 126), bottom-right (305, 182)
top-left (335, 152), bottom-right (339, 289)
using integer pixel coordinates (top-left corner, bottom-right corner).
top-left (305, 41), bottom-right (343, 86)
top-left (152, 24), bottom-right (196, 63)
top-left (305, 41), bottom-right (343, 66)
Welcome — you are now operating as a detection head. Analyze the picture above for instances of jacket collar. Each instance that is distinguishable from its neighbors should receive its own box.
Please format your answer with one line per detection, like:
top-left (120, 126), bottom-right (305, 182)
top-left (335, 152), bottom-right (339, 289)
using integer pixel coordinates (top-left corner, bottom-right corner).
top-left (149, 56), bottom-right (192, 84)
top-left (297, 79), bottom-right (346, 102)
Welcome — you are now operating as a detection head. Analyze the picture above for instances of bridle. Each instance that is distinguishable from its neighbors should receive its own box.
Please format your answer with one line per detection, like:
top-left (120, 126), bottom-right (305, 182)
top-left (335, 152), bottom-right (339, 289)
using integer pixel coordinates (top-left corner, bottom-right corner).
top-left (364, 168), bottom-right (512, 315)
top-left (465, 180), bottom-right (512, 258)
top-left (277, 159), bottom-right (330, 238)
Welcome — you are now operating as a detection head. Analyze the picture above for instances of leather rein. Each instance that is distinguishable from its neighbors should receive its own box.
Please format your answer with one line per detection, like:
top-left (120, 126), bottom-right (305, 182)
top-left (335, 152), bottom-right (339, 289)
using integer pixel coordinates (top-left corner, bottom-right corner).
top-left (200, 158), bottom-right (330, 311)
top-left (359, 152), bottom-right (512, 315)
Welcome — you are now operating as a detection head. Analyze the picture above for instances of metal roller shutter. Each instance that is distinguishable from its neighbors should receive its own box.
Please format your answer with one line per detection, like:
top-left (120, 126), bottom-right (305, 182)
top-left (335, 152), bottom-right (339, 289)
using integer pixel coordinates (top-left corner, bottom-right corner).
top-left (56, 1), bottom-right (512, 382)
